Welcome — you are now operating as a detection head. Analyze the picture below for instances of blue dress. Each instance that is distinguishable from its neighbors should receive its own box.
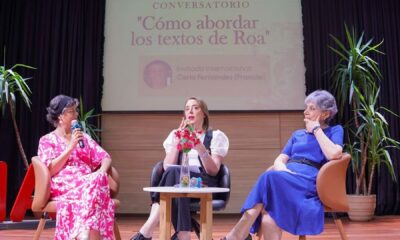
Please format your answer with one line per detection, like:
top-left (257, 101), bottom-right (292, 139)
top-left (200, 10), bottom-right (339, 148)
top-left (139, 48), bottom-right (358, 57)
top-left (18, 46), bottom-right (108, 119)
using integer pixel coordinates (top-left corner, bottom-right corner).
top-left (241, 125), bottom-right (344, 235)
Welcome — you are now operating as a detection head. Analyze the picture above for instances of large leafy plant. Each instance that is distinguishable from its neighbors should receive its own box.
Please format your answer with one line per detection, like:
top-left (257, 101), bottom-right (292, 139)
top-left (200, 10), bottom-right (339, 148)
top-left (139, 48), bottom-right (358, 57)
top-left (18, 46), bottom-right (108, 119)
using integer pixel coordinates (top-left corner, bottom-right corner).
top-left (329, 24), bottom-right (399, 195)
top-left (0, 60), bottom-right (35, 169)
top-left (78, 97), bottom-right (101, 142)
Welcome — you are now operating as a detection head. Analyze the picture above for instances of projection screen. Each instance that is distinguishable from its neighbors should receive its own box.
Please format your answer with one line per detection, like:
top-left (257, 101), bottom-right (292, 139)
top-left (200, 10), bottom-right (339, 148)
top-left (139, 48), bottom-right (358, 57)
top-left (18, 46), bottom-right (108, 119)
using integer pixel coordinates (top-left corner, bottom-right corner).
top-left (103, 0), bottom-right (306, 111)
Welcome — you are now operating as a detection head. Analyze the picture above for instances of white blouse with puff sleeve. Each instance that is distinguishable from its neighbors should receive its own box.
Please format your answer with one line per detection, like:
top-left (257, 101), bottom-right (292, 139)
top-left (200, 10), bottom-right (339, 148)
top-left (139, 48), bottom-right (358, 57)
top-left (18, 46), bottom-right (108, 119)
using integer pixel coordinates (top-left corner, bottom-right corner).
top-left (163, 129), bottom-right (229, 167)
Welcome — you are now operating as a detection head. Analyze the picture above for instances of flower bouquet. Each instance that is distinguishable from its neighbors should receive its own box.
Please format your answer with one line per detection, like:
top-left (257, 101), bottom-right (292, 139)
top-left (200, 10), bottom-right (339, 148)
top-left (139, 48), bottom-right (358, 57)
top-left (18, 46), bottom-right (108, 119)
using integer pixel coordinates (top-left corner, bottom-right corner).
top-left (175, 125), bottom-right (200, 187)
top-left (175, 125), bottom-right (200, 153)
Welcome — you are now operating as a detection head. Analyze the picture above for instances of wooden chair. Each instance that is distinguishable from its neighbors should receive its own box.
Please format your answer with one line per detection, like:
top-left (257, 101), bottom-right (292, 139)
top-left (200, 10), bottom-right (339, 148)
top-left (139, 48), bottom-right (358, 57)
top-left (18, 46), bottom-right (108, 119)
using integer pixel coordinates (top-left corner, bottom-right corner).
top-left (31, 156), bottom-right (122, 240)
top-left (307, 153), bottom-right (351, 240)
top-left (259, 153), bottom-right (351, 240)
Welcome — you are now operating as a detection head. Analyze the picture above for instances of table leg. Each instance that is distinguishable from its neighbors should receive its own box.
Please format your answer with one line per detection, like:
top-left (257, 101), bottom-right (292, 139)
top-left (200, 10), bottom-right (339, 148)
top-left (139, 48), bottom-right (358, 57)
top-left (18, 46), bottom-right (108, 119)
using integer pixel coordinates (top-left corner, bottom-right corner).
top-left (199, 193), bottom-right (213, 240)
top-left (160, 193), bottom-right (172, 240)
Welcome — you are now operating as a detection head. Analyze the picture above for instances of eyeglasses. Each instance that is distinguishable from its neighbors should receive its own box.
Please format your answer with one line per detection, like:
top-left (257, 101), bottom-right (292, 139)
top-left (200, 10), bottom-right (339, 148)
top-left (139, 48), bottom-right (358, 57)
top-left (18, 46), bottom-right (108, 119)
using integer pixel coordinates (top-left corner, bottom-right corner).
top-left (62, 108), bottom-right (79, 114)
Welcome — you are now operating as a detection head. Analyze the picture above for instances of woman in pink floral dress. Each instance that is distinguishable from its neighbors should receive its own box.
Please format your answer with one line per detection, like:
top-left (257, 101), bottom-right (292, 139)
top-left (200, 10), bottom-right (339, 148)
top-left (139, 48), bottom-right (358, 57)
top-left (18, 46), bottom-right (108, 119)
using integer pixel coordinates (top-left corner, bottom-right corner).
top-left (38, 95), bottom-right (115, 240)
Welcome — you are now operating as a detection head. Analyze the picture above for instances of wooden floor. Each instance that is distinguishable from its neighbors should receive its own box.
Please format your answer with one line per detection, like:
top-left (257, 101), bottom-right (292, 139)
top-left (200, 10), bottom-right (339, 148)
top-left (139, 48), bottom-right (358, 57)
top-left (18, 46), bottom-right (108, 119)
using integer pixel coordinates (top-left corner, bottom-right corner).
top-left (0, 214), bottom-right (399, 239)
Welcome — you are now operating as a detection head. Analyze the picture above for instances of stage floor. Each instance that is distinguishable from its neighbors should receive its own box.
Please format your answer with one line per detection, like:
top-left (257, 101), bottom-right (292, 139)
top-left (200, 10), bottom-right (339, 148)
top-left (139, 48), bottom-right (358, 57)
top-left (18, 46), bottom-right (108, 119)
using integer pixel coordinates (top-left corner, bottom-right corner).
top-left (0, 214), bottom-right (399, 239)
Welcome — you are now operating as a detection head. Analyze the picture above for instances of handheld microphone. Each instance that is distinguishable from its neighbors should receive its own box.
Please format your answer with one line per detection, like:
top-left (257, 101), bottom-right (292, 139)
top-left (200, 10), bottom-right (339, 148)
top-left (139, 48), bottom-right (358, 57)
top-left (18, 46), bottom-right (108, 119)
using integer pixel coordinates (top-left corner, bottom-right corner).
top-left (71, 120), bottom-right (85, 148)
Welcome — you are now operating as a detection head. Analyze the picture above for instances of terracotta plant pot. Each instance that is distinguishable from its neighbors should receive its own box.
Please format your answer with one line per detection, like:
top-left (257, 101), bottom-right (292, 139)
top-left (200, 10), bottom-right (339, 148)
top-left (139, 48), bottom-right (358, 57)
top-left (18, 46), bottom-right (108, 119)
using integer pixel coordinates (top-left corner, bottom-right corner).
top-left (347, 194), bottom-right (376, 221)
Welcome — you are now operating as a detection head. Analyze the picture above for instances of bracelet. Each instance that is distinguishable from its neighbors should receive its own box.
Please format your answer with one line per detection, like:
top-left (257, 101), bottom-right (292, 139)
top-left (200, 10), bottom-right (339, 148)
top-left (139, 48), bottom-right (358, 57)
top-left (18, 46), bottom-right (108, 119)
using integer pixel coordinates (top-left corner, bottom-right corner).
top-left (200, 151), bottom-right (209, 159)
top-left (312, 125), bottom-right (321, 134)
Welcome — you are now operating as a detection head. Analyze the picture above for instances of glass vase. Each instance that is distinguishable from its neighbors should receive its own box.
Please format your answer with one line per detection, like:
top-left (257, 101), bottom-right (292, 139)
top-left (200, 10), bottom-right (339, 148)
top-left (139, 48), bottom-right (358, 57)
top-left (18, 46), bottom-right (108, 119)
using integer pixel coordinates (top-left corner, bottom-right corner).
top-left (179, 152), bottom-right (190, 187)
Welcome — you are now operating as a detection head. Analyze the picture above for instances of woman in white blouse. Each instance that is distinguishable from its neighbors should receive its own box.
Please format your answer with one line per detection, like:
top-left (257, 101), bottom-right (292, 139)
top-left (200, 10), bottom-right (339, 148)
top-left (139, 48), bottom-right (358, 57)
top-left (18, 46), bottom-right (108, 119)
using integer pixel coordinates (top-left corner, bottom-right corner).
top-left (131, 97), bottom-right (229, 240)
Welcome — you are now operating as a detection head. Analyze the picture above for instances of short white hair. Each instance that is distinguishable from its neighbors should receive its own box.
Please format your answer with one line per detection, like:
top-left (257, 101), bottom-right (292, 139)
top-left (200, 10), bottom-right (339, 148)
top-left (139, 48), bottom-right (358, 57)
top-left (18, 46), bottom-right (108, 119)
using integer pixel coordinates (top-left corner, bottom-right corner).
top-left (305, 90), bottom-right (338, 123)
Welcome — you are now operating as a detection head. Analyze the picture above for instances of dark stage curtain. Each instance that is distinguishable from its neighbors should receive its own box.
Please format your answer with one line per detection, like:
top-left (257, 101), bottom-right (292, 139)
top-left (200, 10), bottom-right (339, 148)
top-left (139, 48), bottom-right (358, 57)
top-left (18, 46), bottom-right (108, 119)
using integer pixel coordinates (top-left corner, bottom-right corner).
top-left (0, 0), bottom-right (105, 213)
top-left (302, 0), bottom-right (400, 214)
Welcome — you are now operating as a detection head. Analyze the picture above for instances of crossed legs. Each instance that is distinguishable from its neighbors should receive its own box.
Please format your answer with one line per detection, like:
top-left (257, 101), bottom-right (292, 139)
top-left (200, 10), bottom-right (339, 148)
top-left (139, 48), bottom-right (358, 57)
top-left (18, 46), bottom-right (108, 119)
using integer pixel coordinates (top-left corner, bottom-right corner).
top-left (225, 203), bottom-right (282, 240)
top-left (260, 212), bottom-right (282, 240)
top-left (138, 203), bottom-right (160, 238)
top-left (137, 203), bottom-right (191, 240)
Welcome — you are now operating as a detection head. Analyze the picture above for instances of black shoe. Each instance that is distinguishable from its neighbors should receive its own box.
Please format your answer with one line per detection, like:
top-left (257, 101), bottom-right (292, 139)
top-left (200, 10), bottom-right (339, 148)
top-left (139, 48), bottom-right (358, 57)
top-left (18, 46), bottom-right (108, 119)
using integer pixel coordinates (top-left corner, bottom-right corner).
top-left (130, 232), bottom-right (152, 240)
top-left (221, 234), bottom-right (251, 240)
top-left (171, 232), bottom-right (179, 240)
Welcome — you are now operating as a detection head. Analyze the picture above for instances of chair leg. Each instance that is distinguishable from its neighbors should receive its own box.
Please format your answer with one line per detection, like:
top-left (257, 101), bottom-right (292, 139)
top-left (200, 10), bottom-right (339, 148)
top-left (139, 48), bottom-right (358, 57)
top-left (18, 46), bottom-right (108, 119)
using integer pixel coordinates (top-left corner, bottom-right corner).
top-left (331, 212), bottom-right (348, 240)
top-left (191, 217), bottom-right (200, 239)
top-left (299, 235), bottom-right (306, 240)
top-left (114, 220), bottom-right (122, 240)
top-left (33, 213), bottom-right (47, 240)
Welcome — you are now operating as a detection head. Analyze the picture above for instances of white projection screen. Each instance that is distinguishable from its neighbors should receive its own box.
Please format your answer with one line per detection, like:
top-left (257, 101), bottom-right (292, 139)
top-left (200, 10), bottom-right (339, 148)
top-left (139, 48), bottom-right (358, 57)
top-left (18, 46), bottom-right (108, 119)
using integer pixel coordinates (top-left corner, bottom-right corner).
top-left (103, 0), bottom-right (306, 111)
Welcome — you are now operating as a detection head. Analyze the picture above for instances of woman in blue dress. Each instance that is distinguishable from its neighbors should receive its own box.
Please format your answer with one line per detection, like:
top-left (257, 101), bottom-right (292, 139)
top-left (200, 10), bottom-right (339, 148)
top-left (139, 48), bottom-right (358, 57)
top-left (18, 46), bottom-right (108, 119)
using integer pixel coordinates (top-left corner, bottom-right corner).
top-left (223, 90), bottom-right (344, 240)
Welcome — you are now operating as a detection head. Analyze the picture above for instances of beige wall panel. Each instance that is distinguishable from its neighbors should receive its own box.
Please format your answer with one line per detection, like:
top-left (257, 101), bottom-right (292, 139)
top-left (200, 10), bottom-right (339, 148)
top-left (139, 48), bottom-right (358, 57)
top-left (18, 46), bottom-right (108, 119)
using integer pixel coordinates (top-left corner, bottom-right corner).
top-left (108, 150), bottom-right (164, 213)
top-left (210, 113), bottom-right (281, 149)
top-left (102, 114), bottom-right (180, 150)
top-left (279, 112), bottom-right (305, 147)
top-left (101, 112), bottom-right (303, 213)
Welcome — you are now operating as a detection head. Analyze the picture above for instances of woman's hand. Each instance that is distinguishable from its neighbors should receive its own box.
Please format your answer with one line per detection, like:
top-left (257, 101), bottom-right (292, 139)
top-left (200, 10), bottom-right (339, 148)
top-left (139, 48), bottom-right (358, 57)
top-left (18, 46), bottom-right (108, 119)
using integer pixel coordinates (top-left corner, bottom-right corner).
top-left (304, 115), bottom-right (321, 133)
top-left (96, 167), bottom-right (107, 173)
top-left (96, 158), bottom-right (112, 174)
top-left (173, 118), bottom-right (186, 145)
top-left (305, 115), bottom-right (343, 160)
top-left (67, 129), bottom-right (84, 151)
top-left (178, 117), bottom-right (191, 130)
top-left (272, 154), bottom-right (294, 173)
top-left (193, 141), bottom-right (206, 153)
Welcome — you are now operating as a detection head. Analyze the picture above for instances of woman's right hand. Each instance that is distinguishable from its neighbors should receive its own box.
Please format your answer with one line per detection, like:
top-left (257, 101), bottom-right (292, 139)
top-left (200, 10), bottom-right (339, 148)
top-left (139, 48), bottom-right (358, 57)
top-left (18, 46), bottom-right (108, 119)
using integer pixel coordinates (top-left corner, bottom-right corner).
top-left (173, 117), bottom-right (191, 145)
top-left (172, 118), bottom-right (186, 145)
top-left (67, 129), bottom-right (84, 151)
top-left (273, 161), bottom-right (289, 171)
top-left (178, 117), bottom-right (190, 130)
top-left (272, 154), bottom-right (296, 174)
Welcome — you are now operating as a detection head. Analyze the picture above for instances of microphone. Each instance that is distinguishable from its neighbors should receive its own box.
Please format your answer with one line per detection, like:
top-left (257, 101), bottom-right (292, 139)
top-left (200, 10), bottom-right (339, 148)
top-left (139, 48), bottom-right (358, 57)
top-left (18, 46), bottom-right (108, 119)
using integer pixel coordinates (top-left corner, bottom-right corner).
top-left (71, 120), bottom-right (85, 148)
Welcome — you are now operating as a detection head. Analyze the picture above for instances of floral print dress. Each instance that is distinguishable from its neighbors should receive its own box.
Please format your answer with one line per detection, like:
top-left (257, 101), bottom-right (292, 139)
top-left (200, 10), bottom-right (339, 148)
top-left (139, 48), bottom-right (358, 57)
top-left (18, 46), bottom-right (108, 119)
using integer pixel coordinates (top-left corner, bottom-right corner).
top-left (38, 132), bottom-right (115, 240)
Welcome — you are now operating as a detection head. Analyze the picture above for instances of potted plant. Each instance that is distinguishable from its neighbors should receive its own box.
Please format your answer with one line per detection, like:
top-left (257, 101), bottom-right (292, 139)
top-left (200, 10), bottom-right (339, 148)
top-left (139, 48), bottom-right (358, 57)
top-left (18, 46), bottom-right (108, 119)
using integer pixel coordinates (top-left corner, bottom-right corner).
top-left (0, 57), bottom-right (35, 169)
top-left (78, 97), bottom-right (102, 142)
top-left (329, 24), bottom-right (400, 221)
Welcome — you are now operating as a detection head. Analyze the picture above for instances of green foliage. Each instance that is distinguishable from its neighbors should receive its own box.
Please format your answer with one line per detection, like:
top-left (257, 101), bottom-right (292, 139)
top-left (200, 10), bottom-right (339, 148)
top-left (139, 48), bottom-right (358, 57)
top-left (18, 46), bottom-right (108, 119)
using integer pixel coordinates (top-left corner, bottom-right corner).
top-left (329, 24), bottom-right (383, 118)
top-left (0, 52), bottom-right (35, 168)
top-left (78, 97), bottom-right (101, 142)
top-left (329, 24), bottom-right (399, 195)
top-left (0, 64), bottom-right (35, 116)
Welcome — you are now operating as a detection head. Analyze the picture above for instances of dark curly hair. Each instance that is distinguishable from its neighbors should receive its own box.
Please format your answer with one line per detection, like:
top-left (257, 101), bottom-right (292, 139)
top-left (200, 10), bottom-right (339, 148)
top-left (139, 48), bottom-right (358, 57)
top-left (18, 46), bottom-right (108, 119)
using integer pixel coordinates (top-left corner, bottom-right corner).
top-left (46, 94), bottom-right (79, 127)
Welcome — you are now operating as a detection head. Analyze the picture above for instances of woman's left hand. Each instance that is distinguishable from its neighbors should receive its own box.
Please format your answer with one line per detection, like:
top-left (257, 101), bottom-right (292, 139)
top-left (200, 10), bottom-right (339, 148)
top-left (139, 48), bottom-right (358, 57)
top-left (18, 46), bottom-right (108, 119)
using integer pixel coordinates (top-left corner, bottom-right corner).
top-left (304, 115), bottom-right (321, 133)
top-left (193, 140), bottom-right (206, 152)
top-left (96, 168), bottom-right (107, 174)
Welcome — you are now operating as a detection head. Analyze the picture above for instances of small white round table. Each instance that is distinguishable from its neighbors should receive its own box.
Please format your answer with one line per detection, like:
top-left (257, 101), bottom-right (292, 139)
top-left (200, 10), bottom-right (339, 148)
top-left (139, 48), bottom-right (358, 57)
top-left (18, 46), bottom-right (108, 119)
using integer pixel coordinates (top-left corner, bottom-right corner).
top-left (143, 186), bottom-right (230, 240)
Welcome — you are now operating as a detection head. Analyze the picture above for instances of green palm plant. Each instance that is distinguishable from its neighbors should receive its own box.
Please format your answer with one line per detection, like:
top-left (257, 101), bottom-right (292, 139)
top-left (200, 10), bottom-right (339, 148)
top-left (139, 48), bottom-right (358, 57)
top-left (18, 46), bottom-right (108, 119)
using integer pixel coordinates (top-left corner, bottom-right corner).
top-left (352, 87), bottom-right (399, 195)
top-left (329, 24), bottom-right (399, 196)
top-left (78, 97), bottom-right (101, 142)
top-left (329, 24), bottom-right (383, 119)
top-left (0, 62), bottom-right (35, 169)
